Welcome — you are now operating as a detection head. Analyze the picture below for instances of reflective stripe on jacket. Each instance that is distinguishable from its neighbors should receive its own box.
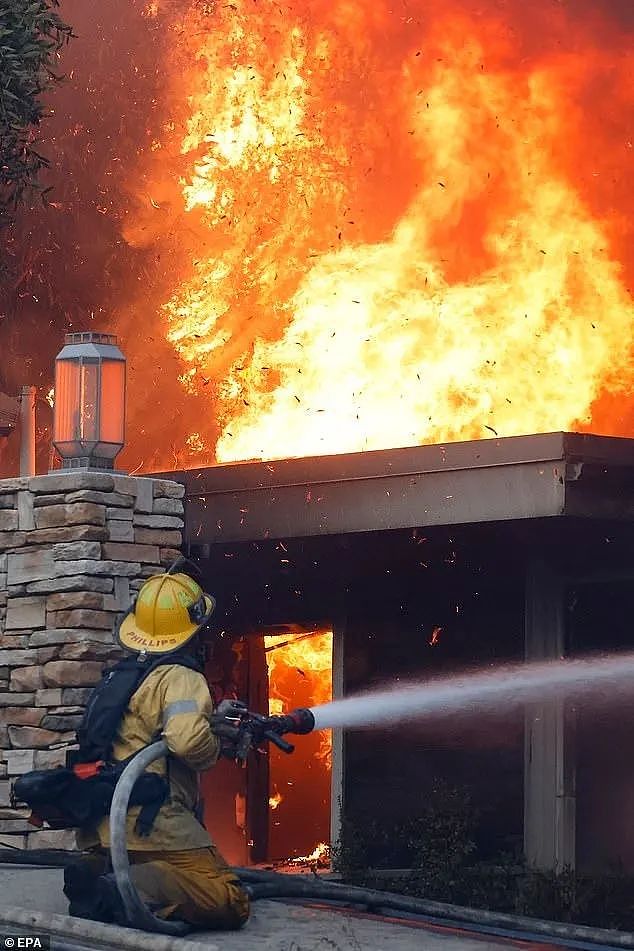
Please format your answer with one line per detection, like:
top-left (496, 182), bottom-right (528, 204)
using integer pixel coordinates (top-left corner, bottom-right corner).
top-left (93, 662), bottom-right (220, 852)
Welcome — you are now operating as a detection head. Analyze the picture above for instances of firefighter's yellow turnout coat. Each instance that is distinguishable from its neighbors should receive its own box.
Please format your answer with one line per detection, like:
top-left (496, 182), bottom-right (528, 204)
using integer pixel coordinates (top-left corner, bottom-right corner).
top-left (79, 663), bottom-right (249, 929)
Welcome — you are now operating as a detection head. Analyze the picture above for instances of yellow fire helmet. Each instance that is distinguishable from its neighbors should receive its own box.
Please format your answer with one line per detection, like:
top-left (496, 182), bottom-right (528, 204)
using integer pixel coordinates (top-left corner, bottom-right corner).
top-left (117, 572), bottom-right (216, 655)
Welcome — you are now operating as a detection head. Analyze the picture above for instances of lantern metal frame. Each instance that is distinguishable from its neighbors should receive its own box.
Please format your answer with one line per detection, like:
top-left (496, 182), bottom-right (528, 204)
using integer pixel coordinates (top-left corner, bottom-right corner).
top-left (52, 331), bottom-right (126, 472)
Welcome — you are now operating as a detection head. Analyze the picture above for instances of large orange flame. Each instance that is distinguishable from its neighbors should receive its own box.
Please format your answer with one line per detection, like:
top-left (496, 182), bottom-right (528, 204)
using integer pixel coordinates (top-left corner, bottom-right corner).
top-left (265, 630), bottom-right (333, 766)
top-left (264, 628), bottom-right (333, 863)
top-left (121, 0), bottom-right (633, 467)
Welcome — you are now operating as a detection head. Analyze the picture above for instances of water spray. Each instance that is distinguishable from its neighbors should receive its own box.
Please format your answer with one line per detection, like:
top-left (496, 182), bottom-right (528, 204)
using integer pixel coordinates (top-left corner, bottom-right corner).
top-left (307, 651), bottom-right (634, 732)
top-left (201, 651), bottom-right (634, 753)
top-left (71, 652), bottom-right (634, 936)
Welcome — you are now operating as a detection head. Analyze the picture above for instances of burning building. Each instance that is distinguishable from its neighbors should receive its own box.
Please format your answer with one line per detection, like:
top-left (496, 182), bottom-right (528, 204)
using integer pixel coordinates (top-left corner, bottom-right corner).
top-left (0, 0), bottom-right (633, 878)
top-left (152, 431), bottom-right (634, 875)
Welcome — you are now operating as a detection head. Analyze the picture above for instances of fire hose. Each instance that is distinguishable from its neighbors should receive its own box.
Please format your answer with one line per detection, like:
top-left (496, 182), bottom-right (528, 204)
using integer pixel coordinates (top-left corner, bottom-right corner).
top-left (109, 739), bottom-right (189, 936)
top-left (109, 707), bottom-right (316, 935)
top-left (107, 741), bottom-right (634, 951)
top-left (1, 844), bottom-right (634, 949)
top-left (107, 735), bottom-right (634, 948)
top-left (9, 704), bottom-right (634, 949)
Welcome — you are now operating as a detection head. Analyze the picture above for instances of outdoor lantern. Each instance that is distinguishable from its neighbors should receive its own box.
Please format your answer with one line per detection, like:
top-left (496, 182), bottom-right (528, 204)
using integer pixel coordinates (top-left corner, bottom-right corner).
top-left (52, 332), bottom-right (126, 471)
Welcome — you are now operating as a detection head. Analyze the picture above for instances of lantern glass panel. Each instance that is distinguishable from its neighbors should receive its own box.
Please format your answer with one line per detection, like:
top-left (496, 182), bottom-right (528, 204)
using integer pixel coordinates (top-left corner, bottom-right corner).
top-left (79, 360), bottom-right (99, 445)
top-left (99, 358), bottom-right (126, 448)
top-left (54, 358), bottom-right (82, 455)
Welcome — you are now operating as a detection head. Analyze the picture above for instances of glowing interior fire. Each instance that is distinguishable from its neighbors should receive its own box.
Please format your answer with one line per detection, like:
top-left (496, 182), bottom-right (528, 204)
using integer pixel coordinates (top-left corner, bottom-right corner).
top-left (265, 630), bottom-right (333, 766)
top-left (267, 697), bottom-right (284, 717)
top-left (269, 789), bottom-right (283, 811)
top-left (264, 628), bottom-right (333, 862)
top-left (116, 0), bottom-right (633, 468)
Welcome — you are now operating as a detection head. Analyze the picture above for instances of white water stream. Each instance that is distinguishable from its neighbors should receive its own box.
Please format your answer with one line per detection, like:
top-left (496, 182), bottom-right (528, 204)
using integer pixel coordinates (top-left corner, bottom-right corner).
top-left (310, 652), bottom-right (634, 730)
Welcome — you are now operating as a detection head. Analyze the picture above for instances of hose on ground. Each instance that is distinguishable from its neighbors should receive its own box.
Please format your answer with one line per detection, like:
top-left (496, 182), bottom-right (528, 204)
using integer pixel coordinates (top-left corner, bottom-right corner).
top-left (5, 741), bottom-right (634, 951)
top-left (2, 847), bottom-right (634, 948)
top-left (109, 739), bottom-right (190, 937)
top-left (229, 868), bottom-right (634, 949)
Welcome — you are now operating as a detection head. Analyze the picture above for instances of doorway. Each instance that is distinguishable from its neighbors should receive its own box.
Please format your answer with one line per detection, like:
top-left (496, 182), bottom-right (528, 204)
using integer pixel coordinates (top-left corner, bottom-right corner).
top-left (201, 626), bottom-right (334, 867)
top-left (265, 627), bottom-right (332, 864)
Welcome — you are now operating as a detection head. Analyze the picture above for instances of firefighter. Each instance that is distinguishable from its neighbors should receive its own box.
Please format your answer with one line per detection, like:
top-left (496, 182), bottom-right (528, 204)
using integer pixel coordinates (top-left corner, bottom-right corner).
top-left (63, 570), bottom-right (250, 930)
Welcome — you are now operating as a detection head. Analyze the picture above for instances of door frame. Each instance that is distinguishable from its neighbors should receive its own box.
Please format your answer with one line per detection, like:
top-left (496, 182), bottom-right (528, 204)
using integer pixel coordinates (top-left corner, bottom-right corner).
top-left (330, 620), bottom-right (345, 852)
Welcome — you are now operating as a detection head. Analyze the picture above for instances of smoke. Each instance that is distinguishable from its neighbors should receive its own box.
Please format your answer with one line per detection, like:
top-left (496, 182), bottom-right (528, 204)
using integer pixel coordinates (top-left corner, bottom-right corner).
top-left (0, 0), bottom-right (200, 471)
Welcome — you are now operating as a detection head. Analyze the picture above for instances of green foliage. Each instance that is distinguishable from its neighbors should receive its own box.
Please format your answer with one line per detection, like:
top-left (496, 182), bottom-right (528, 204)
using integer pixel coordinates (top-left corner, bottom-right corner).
top-left (515, 867), bottom-right (634, 931)
top-left (334, 781), bottom-right (634, 930)
top-left (0, 0), bottom-right (73, 221)
top-left (333, 779), bottom-right (477, 898)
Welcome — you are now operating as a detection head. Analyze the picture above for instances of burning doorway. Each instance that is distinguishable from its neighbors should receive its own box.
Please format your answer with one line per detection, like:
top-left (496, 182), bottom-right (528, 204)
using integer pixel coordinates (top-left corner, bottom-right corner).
top-left (265, 628), bottom-right (333, 865)
top-left (201, 626), bottom-right (333, 868)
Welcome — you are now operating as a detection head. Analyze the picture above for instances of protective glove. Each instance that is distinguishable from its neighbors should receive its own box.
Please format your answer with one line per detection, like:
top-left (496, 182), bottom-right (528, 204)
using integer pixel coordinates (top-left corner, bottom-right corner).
top-left (209, 713), bottom-right (241, 741)
top-left (209, 706), bottom-right (244, 760)
top-left (215, 698), bottom-right (248, 719)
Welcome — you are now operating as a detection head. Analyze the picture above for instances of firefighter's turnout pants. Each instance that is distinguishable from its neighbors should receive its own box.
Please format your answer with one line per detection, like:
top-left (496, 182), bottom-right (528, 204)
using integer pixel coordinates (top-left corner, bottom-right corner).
top-left (129, 846), bottom-right (249, 928)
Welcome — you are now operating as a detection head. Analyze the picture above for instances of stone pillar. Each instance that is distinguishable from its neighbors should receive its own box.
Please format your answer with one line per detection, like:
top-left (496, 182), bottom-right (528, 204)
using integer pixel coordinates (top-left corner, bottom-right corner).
top-left (524, 560), bottom-right (576, 871)
top-left (0, 471), bottom-right (184, 850)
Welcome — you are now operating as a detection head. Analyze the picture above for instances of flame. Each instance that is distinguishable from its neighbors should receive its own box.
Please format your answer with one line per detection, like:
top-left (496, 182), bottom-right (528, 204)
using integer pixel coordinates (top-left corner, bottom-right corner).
top-left (265, 629), bottom-right (333, 766)
top-left (264, 629), bottom-right (332, 862)
top-left (288, 841), bottom-right (330, 867)
top-left (122, 0), bottom-right (634, 466)
top-left (185, 432), bottom-right (205, 454)
top-left (269, 789), bottom-right (283, 810)
top-left (46, 389), bottom-right (55, 409)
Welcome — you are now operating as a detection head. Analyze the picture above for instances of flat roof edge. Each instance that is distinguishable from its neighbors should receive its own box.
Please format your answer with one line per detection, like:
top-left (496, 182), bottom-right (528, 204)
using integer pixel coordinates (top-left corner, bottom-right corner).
top-left (151, 432), bottom-right (634, 496)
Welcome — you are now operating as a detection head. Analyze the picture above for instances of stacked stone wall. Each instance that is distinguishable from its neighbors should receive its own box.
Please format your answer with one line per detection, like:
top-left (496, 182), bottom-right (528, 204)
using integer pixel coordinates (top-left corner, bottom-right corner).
top-left (0, 471), bottom-right (184, 849)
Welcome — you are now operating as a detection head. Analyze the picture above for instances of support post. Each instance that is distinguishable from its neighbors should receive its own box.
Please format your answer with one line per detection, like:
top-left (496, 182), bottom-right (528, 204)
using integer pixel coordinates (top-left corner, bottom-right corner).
top-left (330, 620), bottom-right (345, 852)
top-left (524, 560), bottom-right (576, 871)
top-left (19, 385), bottom-right (36, 477)
top-left (247, 634), bottom-right (269, 864)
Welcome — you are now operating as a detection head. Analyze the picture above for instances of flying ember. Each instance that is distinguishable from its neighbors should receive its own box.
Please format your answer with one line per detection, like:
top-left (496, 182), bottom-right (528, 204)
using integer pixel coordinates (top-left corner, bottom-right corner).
top-left (117, 0), bottom-right (633, 468)
top-left (269, 790), bottom-right (283, 811)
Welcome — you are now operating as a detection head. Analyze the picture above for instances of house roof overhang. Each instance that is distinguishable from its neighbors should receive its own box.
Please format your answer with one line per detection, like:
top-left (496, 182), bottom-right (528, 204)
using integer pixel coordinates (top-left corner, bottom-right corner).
top-left (152, 432), bottom-right (634, 546)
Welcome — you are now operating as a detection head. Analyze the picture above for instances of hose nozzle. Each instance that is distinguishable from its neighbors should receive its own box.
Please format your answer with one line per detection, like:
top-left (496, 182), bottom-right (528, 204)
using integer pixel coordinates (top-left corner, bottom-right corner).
top-left (268, 707), bottom-right (315, 736)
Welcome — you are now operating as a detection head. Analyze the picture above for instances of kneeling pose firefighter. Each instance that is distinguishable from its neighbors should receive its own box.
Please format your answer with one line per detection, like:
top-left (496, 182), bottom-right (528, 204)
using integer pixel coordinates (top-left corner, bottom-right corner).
top-left (63, 567), bottom-right (251, 929)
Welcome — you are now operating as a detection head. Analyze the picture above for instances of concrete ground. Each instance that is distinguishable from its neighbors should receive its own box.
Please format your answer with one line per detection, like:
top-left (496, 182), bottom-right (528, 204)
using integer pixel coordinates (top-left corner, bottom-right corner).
top-left (0, 865), bottom-right (524, 951)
